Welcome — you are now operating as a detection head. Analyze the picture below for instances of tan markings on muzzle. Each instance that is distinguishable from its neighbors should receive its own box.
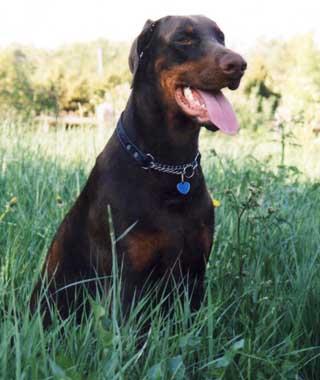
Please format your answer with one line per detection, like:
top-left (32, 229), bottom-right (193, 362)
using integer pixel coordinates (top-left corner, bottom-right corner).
top-left (158, 56), bottom-right (226, 103)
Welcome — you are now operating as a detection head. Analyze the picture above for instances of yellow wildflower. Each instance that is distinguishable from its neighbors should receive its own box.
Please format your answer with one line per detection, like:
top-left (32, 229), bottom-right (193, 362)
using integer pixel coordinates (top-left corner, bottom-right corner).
top-left (9, 197), bottom-right (17, 207)
top-left (56, 195), bottom-right (63, 206)
top-left (212, 198), bottom-right (221, 208)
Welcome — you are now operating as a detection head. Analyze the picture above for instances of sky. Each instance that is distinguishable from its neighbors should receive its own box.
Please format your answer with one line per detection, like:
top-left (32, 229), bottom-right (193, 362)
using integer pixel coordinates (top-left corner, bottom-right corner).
top-left (0, 0), bottom-right (320, 50)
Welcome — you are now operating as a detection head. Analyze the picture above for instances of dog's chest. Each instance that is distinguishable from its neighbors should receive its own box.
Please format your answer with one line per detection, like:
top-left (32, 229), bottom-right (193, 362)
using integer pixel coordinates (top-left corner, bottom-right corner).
top-left (121, 197), bottom-right (214, 274)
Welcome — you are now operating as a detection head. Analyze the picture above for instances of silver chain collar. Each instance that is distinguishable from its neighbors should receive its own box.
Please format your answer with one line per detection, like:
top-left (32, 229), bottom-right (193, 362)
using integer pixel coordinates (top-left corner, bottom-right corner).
top-left (116, 115), bottom-right (200, 195)
top-left (143, 152), bottom-right (200, 180)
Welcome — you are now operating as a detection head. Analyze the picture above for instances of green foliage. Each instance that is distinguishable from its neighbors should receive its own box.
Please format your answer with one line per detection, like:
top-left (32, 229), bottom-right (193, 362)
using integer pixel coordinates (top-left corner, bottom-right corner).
top-left (231, 33), bottom-right (320, 131)
top-left (0, 49), bottom-right (34, 116)
top-left (0, 120), bottom-right (319, 379)
top-left (0, 40), bottom-right (130, 117)
top-left (1, 33), bottom-right (320, 131)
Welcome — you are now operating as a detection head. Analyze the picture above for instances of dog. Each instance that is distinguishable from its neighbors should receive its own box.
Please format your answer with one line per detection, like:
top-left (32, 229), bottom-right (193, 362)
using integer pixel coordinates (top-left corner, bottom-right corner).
top-left (30, 15), bottom-right (246, 325)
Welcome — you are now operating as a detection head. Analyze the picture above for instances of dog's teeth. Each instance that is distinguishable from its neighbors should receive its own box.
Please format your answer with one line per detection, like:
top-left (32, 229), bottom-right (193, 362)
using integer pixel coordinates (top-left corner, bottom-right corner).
top-left (183, 87), bottom-right (204, 109)
top-left (184, 87), bottom-right (193, 102)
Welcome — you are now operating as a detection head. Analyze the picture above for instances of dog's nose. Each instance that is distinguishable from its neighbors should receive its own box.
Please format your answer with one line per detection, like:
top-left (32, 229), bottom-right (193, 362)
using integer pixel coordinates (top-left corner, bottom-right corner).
top-left (219, 52), bottom-right (247, 77)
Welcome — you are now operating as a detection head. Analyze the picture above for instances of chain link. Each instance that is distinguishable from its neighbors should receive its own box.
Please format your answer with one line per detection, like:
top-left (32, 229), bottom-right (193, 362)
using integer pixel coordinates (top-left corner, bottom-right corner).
top-left (148, 152), bottom-right (200, 176)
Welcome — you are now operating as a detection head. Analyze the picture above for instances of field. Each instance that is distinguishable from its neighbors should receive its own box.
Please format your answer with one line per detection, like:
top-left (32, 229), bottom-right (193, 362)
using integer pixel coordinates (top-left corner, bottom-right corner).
top-left (1, 118), bottom-right (320, 379)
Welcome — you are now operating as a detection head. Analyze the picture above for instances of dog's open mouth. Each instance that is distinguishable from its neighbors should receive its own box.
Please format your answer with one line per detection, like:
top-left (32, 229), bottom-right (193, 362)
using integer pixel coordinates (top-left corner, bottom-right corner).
top-left (175, 87), bottom-right (239, 135)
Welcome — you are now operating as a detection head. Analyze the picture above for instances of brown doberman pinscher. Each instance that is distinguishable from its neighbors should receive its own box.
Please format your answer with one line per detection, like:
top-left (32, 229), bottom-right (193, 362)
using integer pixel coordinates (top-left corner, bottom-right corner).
top-left (30, 15), bottom-right (246, 325)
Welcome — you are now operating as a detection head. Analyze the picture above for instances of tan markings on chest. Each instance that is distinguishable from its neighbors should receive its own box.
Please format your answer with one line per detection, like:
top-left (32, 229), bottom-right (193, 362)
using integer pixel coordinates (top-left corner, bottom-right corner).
top-left (126, 231), bottom-right (169, 272)
top-left (183, 223), bottom-right (213, 262)
top-left (199, 223), bottom-right (214, 259)
top-left (46, 240), bottom-right (61, 276)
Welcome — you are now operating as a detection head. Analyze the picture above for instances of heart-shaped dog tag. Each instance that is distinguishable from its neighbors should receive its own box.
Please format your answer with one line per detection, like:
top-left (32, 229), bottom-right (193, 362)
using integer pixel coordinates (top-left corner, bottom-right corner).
top-left (177, 181), bottom-right (190, 195)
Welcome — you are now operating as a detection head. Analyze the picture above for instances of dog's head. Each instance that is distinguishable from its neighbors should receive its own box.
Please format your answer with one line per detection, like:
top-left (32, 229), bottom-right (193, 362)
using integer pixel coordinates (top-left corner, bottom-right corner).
top-left (129, 15), bottom-right (247, 135)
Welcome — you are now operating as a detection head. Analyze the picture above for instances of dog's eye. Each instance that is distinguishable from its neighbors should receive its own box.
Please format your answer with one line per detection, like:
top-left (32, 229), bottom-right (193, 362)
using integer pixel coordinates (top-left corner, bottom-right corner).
top-left (215, 30), bottom-right (225, 44)
top-left (174, 37), bottom-right (194, 46)
top-left (173, 31), bottom-right (199, 46)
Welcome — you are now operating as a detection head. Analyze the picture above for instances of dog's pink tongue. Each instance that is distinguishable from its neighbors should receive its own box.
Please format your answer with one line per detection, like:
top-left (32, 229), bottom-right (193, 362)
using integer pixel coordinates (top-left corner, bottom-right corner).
top-left (198, 90), bottom-right (239, 135)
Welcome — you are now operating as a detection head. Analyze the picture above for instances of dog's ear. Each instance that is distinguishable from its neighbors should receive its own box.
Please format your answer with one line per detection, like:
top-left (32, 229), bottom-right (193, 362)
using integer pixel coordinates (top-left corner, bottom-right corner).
top-left (129, 19), bottom-right (157, 85)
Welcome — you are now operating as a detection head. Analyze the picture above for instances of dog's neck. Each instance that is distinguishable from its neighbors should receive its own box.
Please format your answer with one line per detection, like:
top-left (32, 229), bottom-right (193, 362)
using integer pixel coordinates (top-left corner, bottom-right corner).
top-left (122, 89), bottom-right (201, 165)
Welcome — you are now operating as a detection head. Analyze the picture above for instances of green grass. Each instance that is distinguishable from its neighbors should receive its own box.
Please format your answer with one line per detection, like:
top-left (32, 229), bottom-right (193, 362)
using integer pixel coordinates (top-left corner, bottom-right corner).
top-left (0, 118), bottom-right (320, 379)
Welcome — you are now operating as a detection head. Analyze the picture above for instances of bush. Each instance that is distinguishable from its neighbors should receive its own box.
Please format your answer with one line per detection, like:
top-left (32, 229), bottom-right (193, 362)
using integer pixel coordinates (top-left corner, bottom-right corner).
top-left (0, 40), bottom-right (131, 117)
top-left (1, 34), bottom-right (320, 132)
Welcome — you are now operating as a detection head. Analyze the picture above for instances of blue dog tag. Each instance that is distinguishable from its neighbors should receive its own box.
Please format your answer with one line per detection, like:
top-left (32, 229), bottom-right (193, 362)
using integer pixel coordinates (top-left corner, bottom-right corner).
top-left (177, 181), bottom-right (190, 195)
